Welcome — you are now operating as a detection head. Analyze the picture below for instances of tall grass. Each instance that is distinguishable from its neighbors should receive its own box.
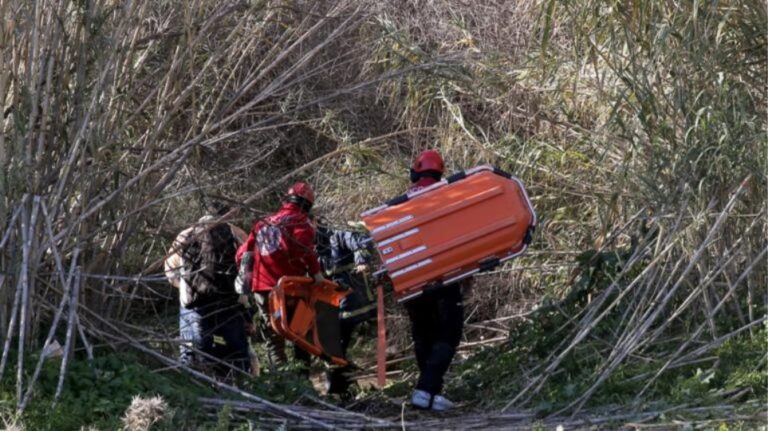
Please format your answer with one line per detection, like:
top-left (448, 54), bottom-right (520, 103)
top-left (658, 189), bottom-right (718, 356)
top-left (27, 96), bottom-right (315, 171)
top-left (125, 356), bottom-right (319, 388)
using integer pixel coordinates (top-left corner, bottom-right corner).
top-left (0, 0), bottom-right (764, 421)
top-left (317, 0), bottom-right (766, 412)
top-left (0, 0), bottom-right (389, 413)
top-left (500, 0), bottom-right (767, 412)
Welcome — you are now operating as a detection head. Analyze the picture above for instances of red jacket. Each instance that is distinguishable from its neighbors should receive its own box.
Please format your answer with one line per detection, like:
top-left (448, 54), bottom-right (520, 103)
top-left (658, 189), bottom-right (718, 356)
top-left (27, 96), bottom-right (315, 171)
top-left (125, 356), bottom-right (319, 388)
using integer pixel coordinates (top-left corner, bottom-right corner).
top-left (236, 202), bottom-right (321, 293)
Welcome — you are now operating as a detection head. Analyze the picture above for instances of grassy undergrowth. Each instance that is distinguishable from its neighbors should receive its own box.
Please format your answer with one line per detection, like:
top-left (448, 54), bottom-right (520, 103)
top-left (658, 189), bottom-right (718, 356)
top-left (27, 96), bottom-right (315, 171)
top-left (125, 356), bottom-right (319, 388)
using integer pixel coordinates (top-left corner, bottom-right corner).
top-left (443, 249), bottom-right (768, 415)
top-left (447, 322), bottom-right (766, 411)
top-left (380, 244), bottom-right (766, 418)
top-left (0, 0), bottom-right (763, 427)
top-left (0, 351), bottom-right (207, 430)
top-left (0, 348), bottom-right (316, 431)
top-left (378, 288), bottom-right (766, 417)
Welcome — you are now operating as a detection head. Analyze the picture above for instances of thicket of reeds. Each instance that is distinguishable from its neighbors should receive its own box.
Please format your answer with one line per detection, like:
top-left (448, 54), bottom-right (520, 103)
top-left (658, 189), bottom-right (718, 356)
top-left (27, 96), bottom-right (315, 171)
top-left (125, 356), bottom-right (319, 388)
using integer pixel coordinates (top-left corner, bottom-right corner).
top-left (0, 0), bottom-right (764, 426)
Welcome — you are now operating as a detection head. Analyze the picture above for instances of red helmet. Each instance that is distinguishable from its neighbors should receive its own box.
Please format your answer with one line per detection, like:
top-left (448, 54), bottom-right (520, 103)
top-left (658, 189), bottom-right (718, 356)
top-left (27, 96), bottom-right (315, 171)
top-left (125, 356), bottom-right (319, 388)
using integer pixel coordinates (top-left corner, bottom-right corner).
top-left (287, 181), bottom-right (314, 204)
top-left (412, 150), bottom-right (444, 174)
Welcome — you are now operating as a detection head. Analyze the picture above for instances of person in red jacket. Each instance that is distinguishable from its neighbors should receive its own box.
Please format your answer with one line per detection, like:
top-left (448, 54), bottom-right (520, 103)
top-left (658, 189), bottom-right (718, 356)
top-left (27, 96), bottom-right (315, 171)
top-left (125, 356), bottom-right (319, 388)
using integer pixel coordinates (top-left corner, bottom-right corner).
top-left (236, 181), bottom-right (325, 368)
top-left (406, 150), bottom-right (466, 411)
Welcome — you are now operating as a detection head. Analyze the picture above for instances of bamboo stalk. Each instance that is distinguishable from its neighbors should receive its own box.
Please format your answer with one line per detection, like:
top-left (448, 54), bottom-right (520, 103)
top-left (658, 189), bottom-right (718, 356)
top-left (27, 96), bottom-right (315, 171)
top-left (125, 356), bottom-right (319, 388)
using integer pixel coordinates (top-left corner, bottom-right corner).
top-left (19, 245), bottom-right (79, 412)
top-left (643, 211), bottom-right (765, 345)
top-left (16, 196), bottom-right (39, 405)
top-left (561, 177), bottom-right (752, 415)
top-left (635, 264), bottom-right (754, 397)
top-left (75, 315), bottom-right (94, 362)
top-left (0, 202), bottom-right (24, 250)
top-left (73, 303), bottom-right (344, 430)
top-left (54, 266), bottom-right (80, 403)
top-left (503, 228), bottom-right (669, 410)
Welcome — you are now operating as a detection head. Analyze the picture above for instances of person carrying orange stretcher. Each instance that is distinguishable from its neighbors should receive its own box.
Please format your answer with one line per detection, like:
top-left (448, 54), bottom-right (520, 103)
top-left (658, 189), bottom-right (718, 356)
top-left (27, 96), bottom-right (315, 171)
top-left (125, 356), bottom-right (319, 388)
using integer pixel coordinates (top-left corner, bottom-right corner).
top-left (235, 181), bottom-right (325, 370)
top-left (405, 150), bottom-right (467, 411)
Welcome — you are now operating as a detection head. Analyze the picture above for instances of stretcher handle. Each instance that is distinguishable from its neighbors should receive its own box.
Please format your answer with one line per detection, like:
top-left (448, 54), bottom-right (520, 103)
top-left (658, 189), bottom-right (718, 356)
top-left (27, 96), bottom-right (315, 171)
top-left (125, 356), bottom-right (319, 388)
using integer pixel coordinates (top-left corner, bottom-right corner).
top-left (270, 277), bottom-right (351, 366)
top-left (360, 165), bottom-right (532, 219)
top-left (376, 283), bottom-right (386, 388)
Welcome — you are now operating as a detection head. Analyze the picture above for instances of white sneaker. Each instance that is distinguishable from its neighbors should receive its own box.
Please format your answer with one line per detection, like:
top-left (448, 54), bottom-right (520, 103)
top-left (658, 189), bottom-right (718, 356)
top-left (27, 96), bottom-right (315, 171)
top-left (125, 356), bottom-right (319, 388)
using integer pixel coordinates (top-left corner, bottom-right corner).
top-left (430, 394), bottom-right (454, 411)
top-left (411, 389), bottom-right (432, 409)
top-left (410, 390), bottom-right (455, 411)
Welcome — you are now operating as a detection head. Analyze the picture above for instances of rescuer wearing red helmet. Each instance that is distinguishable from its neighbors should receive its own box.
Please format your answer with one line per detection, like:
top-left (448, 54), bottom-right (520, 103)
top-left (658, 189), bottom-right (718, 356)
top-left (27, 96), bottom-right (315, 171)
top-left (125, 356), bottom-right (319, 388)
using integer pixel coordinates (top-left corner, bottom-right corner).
top-left (406, 149), bottom-right (465, 411)
top-left (409, 149), bottom-right (445, 187)
top-left (236, 181), bottom-right (325, 368)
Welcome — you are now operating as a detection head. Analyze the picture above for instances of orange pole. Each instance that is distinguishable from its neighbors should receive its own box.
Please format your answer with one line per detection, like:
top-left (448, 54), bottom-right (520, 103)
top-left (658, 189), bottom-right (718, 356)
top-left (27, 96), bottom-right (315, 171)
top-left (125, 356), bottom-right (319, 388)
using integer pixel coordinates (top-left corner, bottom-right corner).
top-left (376, 283), bottom-right (386, 388)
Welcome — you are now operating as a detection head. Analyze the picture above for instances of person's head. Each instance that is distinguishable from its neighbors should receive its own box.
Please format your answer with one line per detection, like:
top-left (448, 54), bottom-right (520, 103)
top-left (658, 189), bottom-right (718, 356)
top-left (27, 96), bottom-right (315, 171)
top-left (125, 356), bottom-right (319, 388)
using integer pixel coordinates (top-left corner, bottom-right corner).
top-left (410, 149), bottom-right (445, 183)
top-left (196, 200), bottom-right (229, 224)
top-left (286, 181), bottom-right (315, 213)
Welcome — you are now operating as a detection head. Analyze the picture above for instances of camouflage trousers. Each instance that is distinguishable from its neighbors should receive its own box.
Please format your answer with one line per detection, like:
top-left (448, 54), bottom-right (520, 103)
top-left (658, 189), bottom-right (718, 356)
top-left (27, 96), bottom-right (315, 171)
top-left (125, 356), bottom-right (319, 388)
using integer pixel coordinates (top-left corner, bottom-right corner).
top-left (252, 291), bottom-right (310, 371)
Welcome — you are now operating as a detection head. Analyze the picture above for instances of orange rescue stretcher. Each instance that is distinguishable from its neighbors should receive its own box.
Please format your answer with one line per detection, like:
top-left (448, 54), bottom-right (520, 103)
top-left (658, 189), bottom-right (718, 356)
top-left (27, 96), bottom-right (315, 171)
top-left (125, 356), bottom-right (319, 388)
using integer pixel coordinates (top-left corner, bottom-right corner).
top-left (361, 165), bottom-right (536, 302)
top-left (266, 166), bottom-right (535, 377)
top-left (361, 165), bottom-right (536, 386)
top-left (269, 276), bottom-right (350, 367)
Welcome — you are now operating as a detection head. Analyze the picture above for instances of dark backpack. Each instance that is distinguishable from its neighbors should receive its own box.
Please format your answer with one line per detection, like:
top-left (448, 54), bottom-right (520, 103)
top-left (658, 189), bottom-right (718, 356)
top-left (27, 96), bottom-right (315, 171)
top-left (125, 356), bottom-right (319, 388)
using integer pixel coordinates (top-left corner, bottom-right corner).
top-left (181, 223), bottom-right (238, 303)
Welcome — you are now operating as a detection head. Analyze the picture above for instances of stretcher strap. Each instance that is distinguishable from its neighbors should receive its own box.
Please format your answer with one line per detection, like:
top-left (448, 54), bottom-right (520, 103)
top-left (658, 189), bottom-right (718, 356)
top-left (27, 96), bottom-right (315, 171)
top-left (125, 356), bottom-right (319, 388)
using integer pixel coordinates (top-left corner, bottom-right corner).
top-left (376, 283), bottom-right (386, 387)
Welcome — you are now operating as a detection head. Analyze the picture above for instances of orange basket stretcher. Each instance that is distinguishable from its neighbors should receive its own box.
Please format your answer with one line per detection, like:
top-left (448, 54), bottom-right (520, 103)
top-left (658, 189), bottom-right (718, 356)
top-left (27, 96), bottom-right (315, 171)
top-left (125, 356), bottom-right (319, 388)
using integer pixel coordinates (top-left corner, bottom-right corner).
top-left (269, 276), bottom-right (350, 366)
top-left (361, 165), bottom-right (536, 302)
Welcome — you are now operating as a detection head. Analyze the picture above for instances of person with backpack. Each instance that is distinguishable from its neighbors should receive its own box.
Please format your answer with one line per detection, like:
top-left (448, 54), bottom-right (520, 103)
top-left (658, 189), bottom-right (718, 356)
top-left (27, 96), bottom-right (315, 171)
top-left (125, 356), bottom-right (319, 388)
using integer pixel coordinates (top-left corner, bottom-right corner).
top-left (165, 210), bottom-right (252, 374)
top-left (405, 149), bottom-right (467, 411)
top-left (314, 220), bottom-right (376, 396)
top-left (235, 181), bottom-right (325, 369)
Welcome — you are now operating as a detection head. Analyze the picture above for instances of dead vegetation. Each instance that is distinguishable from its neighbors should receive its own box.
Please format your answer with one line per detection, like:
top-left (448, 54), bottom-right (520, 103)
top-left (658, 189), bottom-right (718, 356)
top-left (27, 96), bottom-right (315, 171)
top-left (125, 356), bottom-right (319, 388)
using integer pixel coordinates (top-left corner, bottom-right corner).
top-left (121, 395), bottom-right (169, 431)
top-left (0, 0), bottom-right (765, 429)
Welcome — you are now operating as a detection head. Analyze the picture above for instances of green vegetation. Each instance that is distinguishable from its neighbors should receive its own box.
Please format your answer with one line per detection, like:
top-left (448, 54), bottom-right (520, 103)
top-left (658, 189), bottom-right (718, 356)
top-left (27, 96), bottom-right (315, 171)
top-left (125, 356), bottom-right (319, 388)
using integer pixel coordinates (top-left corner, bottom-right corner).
top-left (0, 0), bottom-right (764, 428)
top-left (0, 350), bottom-right (320, 430)
top-left (449, 300), bottom-right (767, 413)
top-left (0, 352), bottom-right (207, 430)
top-left (448, 239), bottom-right (766, 412)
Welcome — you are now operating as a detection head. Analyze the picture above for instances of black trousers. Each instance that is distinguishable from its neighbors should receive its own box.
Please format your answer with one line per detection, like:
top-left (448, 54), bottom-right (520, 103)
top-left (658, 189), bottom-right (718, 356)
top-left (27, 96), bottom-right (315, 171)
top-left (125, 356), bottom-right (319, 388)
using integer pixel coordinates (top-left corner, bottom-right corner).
top-left (180, 300), bottom-right (250, 374)
top-left (326, 271), bottom-right (375, 395)
top-left (326, 320), bottom-right (356, 394)
top-left (405, 282), bottom-right (464, 395)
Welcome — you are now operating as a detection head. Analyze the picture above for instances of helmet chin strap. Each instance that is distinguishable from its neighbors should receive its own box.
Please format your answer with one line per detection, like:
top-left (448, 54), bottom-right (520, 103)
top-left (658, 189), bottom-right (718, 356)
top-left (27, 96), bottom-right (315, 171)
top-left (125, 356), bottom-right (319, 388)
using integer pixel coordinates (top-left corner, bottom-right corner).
top-left (409, 168), bottom-right (420, 183)
top-left (409, 169), bottom-right (443, 183)
top-left (286, 195), bottom-right (313, 213)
